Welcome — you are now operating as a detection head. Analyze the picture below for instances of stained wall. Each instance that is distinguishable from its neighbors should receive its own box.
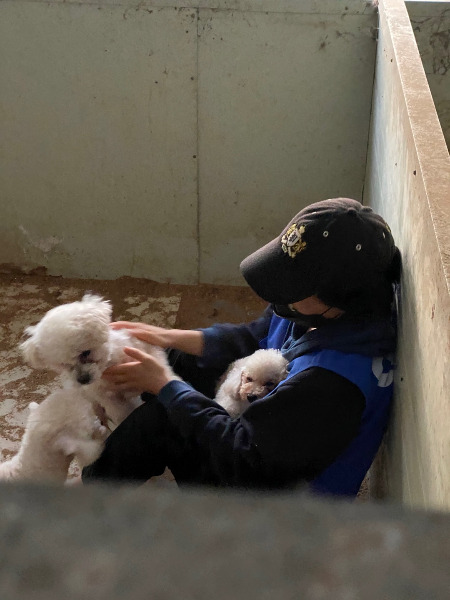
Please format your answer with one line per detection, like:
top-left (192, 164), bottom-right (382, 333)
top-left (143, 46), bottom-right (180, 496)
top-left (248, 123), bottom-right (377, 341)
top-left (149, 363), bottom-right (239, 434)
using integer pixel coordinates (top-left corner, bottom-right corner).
top-left (0, 0), bottom-right (377, 284)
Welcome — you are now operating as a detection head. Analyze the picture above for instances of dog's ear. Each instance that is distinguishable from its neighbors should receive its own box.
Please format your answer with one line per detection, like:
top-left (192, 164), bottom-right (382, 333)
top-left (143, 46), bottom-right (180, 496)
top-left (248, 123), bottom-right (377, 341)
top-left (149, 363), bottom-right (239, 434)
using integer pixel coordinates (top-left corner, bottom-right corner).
top-left (216, 361), bottom-right (245, 402)
top-left (236, 368), bottom-right (250, 397)
top-left (240, 369), bottom-right (247, 387)
top-left (20, 330), bottom-right (45, 369)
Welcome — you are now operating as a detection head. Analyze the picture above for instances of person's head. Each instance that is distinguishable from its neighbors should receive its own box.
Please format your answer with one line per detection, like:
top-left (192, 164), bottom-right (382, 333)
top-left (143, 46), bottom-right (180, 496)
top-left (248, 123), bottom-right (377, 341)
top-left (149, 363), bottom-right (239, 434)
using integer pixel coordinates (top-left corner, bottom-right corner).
top-left (240, 198), bottom-right (401, 322)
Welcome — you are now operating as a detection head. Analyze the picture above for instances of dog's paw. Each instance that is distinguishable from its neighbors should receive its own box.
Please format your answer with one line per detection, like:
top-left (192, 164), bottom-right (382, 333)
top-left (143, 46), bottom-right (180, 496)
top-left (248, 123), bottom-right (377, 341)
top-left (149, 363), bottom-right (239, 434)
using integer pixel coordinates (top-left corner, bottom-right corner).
top-left (92, 418), bottom-right (110, 441)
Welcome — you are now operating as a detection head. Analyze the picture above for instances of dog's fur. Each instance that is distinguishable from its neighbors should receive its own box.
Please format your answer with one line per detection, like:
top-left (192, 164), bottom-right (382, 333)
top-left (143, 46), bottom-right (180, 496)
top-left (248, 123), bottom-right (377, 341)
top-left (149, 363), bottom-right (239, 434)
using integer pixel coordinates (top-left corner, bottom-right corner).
top-left (0, 390), bottom-right (108, 483)
top-left (215, 349), bottom-right (288, 418)
top-left (20, 294), bottom-right (179, 429)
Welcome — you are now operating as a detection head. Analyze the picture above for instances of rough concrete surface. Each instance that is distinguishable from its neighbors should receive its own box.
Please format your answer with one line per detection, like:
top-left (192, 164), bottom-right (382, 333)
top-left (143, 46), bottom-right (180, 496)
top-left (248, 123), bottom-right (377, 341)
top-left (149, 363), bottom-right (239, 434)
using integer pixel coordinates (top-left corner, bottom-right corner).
top-left (0, 483), bottom-right (449, 600)
top-left (366, 0), bottom-right (450, 511)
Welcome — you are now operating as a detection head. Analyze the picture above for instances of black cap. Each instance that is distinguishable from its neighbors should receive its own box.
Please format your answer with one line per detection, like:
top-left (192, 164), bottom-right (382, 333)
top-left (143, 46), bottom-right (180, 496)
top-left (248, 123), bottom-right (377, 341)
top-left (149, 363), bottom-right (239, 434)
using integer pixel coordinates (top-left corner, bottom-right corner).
top-left (240, 198), bottom-right (398, 306)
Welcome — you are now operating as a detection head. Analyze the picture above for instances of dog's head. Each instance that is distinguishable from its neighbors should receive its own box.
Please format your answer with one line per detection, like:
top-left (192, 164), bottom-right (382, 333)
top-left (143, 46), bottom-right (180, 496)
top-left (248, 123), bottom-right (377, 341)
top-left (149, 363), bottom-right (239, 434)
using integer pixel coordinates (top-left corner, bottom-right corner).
top-left (20, 294), bottom-right (113, 385)
top-left (238, 349), bottom-right (288, 403)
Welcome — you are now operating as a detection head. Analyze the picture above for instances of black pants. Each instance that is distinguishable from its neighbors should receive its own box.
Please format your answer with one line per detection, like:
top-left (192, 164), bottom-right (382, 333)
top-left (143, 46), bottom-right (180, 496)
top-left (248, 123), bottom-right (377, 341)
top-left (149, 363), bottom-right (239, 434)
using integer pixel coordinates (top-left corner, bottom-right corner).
top-left (82, 350), bottom-right (225, 486)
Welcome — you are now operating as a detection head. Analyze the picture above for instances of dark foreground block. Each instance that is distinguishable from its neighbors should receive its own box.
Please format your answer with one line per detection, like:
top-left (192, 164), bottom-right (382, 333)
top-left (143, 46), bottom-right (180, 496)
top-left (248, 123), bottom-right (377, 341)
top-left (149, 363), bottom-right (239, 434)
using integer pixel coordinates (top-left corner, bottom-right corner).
top-left (0, 483), bottom-right (449, 599)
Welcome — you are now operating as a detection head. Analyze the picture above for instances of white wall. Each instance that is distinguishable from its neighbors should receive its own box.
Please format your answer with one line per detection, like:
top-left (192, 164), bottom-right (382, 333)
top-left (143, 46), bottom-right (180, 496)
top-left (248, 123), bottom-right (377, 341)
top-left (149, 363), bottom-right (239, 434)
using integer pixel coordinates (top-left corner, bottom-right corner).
top-left (0, 0), bottom-right (377, 284)
top-left (365, 0), bottom-right (450, 511)
top-left (0, 1), bottom-right (199, 282)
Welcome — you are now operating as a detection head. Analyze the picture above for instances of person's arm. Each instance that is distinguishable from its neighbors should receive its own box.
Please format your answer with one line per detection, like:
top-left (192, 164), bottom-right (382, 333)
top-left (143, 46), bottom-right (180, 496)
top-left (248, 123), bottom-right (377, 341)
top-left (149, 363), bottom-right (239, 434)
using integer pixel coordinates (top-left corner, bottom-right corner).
top-left (110, 322), bottom-right (204, 356)
top-left (157, 367), bottom-right (365, 488)
top-left (111, 305), bottom-right (274, 374)
top-left (197, 306), bottom-right (273, 371)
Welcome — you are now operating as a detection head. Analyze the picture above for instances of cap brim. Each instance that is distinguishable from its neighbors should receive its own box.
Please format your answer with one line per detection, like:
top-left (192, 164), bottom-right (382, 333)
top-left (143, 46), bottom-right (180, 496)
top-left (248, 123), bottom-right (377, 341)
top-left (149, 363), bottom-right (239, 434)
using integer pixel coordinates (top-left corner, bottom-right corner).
top-left (240, 239), bottom-right (313, 305)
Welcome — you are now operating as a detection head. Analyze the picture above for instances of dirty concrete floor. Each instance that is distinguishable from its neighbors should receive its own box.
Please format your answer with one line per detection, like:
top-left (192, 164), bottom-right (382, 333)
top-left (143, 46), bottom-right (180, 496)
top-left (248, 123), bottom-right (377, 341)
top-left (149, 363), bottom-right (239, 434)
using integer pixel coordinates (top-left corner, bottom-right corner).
top-left (0, 273), bottom-right (265, 471)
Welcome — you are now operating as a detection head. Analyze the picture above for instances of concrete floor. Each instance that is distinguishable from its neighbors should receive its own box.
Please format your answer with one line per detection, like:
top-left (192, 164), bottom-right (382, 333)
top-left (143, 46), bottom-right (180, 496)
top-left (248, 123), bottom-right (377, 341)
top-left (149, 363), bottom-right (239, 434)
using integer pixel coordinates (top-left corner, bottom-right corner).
top-left (0, 272), bottom-right (265, 473)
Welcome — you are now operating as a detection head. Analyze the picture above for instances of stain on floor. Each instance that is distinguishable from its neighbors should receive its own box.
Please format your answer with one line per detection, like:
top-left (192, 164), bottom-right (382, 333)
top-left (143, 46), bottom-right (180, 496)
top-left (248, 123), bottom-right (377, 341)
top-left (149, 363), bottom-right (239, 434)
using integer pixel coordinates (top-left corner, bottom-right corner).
top-left (0, 273), bottom-right (265, 471)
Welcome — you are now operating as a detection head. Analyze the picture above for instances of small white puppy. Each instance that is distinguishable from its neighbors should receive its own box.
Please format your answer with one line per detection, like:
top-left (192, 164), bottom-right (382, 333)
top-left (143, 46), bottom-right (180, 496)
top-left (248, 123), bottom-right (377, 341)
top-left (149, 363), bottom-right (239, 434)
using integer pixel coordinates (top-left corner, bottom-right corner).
top-left (215, 349), bottom-right (289, 418)
top-left (20, 294), bottom-right (178, 429)
top-left (0, 390), bottom-right (108, 483)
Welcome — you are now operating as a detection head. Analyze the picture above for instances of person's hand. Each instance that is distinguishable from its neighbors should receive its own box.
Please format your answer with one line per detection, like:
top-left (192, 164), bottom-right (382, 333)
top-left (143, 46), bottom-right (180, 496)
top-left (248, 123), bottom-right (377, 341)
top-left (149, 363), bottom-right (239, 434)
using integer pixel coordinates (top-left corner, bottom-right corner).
top-left (110, 322), bottom-right (205, 357)
top-left (110, 322), bottom-right (173, 348)
top-left (102, 347), bottom-right (176, 395)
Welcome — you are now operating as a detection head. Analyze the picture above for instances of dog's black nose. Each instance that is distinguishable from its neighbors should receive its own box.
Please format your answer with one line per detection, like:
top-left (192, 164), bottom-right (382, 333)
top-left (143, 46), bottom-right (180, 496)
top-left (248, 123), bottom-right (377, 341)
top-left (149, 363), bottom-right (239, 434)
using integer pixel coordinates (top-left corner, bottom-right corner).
top-left (247, 394), bottom-right (258, 402)
top-left (77, 373), bottom-right (92, 385)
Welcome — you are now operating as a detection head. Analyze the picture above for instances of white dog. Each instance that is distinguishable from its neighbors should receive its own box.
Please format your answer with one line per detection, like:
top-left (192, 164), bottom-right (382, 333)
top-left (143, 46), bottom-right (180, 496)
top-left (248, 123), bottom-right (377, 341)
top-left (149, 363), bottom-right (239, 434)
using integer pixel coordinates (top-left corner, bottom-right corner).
top-left (20, 294), bottom-right (179, 429)
top-left (215, 349), bottom-right (289, 418)
top-left (0, 390), bottom-right (108, 483)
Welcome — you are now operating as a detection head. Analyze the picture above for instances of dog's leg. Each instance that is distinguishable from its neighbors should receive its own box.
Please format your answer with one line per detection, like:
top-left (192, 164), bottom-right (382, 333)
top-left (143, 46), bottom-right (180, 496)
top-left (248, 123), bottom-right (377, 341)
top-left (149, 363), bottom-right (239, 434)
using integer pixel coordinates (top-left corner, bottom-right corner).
top-left (54, 434), bottom-right (104, 468)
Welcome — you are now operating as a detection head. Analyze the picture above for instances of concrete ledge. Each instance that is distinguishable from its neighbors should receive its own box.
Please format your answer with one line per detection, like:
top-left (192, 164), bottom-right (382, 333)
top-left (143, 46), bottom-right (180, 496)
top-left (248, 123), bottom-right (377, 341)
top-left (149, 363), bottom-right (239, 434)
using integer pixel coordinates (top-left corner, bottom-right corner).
top-left (0, 483), bottom-right (450, 599)
top-left (365, 0), bottom-right (450, 510)
top-left (10, 0), bottom-right (377, 16)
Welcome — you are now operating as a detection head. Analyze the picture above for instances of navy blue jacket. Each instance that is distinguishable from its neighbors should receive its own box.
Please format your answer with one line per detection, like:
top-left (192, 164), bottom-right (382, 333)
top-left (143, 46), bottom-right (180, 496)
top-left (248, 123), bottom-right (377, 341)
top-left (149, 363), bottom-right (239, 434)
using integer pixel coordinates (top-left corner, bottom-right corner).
top-left (158, 306), bottom-right (396, 496)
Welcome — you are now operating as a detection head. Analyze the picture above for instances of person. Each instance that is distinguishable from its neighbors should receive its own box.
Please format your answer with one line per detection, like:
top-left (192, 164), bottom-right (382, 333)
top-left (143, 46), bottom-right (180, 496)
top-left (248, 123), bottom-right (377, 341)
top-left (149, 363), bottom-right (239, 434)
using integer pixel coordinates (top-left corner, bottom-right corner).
top-left (82, 197), bottom-right (401, 498)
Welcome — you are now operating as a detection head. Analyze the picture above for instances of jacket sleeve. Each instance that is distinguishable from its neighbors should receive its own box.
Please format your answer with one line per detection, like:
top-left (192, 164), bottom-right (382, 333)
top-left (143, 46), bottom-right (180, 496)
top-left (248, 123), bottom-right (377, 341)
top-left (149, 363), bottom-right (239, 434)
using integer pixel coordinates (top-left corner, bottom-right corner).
top-left (157, 367), bottom-right (365, 489)
top-left (197, 305), bottom-right (273, 373)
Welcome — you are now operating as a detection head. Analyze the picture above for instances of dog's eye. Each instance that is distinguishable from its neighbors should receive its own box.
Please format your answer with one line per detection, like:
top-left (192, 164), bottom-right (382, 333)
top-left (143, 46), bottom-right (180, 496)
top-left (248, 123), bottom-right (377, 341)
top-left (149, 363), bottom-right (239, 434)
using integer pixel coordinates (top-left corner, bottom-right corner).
top-left (246, 376), bottom-right (254, 383)
top-left (79, 350), bottom-right (91, 364)
top-left (264, 381), bottom-right (275, 389)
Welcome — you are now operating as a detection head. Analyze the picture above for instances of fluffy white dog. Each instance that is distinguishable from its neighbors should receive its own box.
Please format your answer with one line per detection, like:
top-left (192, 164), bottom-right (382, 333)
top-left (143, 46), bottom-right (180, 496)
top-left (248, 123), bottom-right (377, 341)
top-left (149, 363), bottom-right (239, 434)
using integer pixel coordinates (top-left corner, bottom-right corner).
top-left (215, 349), bottom-right (289, 418)
top-left (20, 294), bottom-right (178, 429)
top-left (0, 390), bottom-right (108, 483)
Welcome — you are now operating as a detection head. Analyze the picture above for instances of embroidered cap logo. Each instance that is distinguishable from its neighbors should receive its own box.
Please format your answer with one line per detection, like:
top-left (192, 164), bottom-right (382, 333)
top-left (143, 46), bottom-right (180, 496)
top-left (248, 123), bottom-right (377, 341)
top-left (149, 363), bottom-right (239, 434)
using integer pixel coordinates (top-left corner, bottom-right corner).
top-left (281, 224), bottom-right (307, 258)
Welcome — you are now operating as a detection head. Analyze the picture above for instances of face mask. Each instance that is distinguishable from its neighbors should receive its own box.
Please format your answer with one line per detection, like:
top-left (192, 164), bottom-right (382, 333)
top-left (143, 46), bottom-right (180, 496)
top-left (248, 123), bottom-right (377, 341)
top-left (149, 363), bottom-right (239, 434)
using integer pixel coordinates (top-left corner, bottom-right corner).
top-left (272, 304), bottom-right (339, 329)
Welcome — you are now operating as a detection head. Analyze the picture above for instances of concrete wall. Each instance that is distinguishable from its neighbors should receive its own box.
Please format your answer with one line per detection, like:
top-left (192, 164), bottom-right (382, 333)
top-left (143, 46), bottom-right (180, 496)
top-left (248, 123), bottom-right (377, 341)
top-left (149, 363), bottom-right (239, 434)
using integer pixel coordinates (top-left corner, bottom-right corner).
top-left (1, 483), bottom-right (450, 600)
top-left (0, 0), bottom-right (377, 284)
top-left (407, 0), bottom-right (450, 150)
top-left (365, 0), bottom-right (450, 511)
